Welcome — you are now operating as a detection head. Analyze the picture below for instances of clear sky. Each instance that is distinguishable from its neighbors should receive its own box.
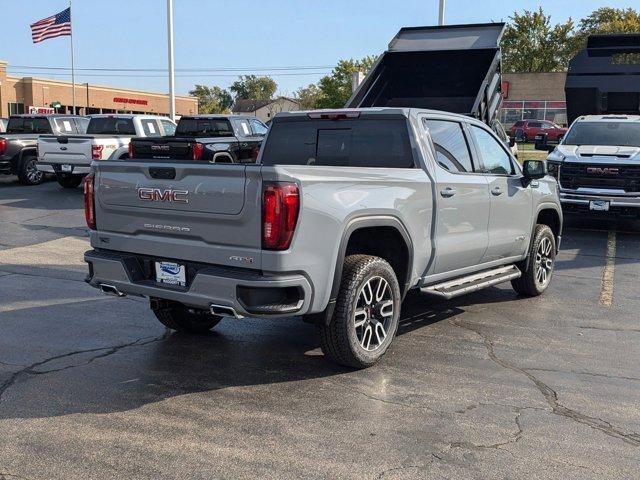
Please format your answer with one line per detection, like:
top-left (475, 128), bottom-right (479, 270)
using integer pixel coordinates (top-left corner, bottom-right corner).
top-left (0, 0), bottom-right (635, 97)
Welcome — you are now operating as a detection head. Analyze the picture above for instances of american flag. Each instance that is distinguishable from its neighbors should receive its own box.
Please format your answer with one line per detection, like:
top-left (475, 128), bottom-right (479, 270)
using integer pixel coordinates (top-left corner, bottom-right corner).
top-left (31, 8), bottom-right (72, 44)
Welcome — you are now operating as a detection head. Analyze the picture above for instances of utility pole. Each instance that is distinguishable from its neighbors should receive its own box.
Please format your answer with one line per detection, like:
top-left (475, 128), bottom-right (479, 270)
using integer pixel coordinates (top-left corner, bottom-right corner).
top-left (70, 0), bottom-right (76, 114)
top-left (167, 0), bottom-right (176, 120)
top-left (438, 0), bottom-right (446, 25)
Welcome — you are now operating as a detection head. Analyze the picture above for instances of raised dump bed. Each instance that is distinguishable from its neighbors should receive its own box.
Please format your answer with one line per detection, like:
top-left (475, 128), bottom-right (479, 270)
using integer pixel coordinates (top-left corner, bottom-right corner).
top-left (346, 23), bottom-right (505, 126)
top-left (565, 34), bottom-right (640, 125)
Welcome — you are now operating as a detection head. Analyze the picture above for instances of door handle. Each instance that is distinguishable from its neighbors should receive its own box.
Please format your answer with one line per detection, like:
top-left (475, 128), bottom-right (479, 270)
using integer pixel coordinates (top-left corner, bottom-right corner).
top-left (491, 187), bottom-right (503, 196)
top-left (440, 187), bottom-right (456, 198)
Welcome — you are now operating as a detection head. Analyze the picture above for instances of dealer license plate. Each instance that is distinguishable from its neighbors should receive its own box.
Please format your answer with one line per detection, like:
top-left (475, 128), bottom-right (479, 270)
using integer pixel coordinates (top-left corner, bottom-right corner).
top-left (61, 165), bottom-right (73, 172)
top-left (155, 261), bottom-right (186, 286)
top-left (589, 200), bottom-right (610, 211)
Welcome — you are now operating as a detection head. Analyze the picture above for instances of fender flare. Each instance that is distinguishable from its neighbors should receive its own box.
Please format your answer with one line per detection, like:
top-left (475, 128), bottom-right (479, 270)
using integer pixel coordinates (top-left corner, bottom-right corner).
top-left (315, 215), bottom-right (414, 325)
top-left (523, 203), bottom-right (563, 271)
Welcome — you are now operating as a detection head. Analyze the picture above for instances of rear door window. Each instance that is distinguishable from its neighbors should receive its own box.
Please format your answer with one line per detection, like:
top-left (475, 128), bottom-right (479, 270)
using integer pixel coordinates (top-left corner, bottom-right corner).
top-left (140, 119), bottom-right (161, 137)
top-left (54, 118), bottom-right (78, 134)
top-left (261, 118), bottom-right (414, 168)
top-left (423, 119), bottom-right (474, 173)
top-left (75, 117), bottom-right (90, 133)
top-left (87, 117), bottom-right (136, 135)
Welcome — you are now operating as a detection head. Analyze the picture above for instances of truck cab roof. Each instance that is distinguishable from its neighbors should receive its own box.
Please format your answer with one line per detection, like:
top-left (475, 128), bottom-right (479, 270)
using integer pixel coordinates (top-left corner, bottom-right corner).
top-left (573, 115), bottom-right (640, 123)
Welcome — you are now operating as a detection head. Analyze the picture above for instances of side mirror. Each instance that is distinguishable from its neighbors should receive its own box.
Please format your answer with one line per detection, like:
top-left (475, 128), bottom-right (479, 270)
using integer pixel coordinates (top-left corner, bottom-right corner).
top-left (522, 160), bottom-right (547, 186)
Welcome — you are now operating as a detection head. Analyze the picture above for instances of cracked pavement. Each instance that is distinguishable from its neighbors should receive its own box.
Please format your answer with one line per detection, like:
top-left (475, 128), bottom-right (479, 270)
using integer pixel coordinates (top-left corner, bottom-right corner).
top-left (1, 177), bottom-right (639, 479)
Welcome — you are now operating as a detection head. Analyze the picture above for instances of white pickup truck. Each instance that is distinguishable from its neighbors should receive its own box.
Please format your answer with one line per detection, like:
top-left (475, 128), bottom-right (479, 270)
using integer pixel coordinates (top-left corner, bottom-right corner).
top-left (37, 114), bottom-right (176, 188)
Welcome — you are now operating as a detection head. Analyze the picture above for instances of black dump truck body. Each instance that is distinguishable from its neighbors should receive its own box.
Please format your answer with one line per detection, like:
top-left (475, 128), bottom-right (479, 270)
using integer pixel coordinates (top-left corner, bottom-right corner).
top-left (346, 23), bottom-right (505, 127)
top-left (565, 34), bottom-right (640, 125)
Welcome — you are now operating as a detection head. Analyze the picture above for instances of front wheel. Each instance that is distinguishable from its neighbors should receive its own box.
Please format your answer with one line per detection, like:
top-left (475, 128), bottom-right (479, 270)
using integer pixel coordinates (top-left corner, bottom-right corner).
top-left (151, 299), bottom-right (223, 333)
top-left (317, 255), bottom-right (401, 369)
top-left (56, 173), bottom-right (84, 189)
top-left (17, 155), bottom-right (44, 185)
top-left (512, 225), bottom-right (556, 296)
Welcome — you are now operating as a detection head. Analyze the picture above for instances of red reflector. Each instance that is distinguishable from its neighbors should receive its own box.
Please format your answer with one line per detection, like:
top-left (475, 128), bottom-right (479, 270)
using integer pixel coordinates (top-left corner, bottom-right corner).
top-left (307, 110), bottom-right (361, 120)
top-left (262, 183), bottom-right (299, 250)
top-left (84, 174), bottom-right (96, 230)
top-left (0, 139), bottom-right (6, 155)
top-left (91, 144), bottom-right (104, 160)
top-left (128, 142), bottom-right (135, 158)
top-left (192, 142), bottom-right (204, 160)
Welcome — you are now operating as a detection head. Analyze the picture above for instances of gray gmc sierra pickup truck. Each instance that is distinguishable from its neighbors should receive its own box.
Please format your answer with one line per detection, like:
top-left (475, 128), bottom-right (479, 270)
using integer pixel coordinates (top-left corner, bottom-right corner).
top-left (83, 108), bottom-right (562, 368)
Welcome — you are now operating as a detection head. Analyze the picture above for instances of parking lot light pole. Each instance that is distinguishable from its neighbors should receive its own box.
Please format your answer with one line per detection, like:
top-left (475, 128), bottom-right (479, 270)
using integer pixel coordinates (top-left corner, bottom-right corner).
top-left (438, 0), bottom-right (446, 25)
top-left (167, 0), bottom-right (176, 120)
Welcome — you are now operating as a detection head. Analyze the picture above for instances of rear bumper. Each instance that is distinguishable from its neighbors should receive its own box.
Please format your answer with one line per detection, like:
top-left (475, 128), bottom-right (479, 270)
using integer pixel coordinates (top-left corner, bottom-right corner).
top-left (37, 162), bottom-right (91, 174)
top-left (84, 249), bottom-right (313, 318)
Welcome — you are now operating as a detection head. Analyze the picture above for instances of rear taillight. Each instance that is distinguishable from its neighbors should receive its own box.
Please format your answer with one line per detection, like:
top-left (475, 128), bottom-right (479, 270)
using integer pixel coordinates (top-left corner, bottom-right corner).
top-left (91, 144), bottom-right (104, 160)
top-left (0, 139), bottom-right (6, 155)
top-left (262, 183), bottom-right (299, 250)
top-left (128, 142), bottom-right (135, 158)
top-left (192, 142), bottom-right (204, 160)
top-left (84, 174), bottom-right (96, 230)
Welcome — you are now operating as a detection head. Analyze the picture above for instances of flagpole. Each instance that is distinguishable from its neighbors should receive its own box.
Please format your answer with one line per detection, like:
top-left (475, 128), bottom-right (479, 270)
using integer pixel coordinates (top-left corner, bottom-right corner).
top-left (69, 0), bottom-right (76, 114)
top-left (167, 0), bottom-right (176, 120)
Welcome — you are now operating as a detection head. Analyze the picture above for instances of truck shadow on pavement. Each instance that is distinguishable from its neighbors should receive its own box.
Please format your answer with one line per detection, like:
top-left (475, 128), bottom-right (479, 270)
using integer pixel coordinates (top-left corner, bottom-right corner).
top-left (0, 288), bottom-right (473, 421)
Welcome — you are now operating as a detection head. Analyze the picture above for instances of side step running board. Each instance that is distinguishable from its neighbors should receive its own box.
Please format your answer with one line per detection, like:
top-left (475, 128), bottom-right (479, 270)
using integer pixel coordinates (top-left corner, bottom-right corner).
top-left (421, 265), bottom-right (521, 300)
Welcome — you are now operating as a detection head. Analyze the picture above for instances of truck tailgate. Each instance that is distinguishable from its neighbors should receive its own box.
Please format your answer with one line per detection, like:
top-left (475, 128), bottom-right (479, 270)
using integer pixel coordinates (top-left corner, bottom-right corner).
top-left (39, 135), bottom-right (92, 166)
top-left (93, 161), bottom-right (263, 268)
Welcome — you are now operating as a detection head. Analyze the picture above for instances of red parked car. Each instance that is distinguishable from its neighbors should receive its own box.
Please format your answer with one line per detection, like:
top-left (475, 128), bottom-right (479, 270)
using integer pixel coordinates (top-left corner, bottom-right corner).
top-left (509, 120), bottom-right (567, 142)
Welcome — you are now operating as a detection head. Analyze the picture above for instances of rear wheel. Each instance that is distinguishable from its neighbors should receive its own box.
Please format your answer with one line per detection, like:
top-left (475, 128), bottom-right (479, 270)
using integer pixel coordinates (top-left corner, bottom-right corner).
top-left (17, 155), bottom-right (44, 185)
top-left (317, 255), bottom-right (401, 369)
top-left (150, 299), bottom-right (222, 333)
top-left (56, 173), bottom-right (84, 189)
top-left (512, 225), bottom-right (556, 296)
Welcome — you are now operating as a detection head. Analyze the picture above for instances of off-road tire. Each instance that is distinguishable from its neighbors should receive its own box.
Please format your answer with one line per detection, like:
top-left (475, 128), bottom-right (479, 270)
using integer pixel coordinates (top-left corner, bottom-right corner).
top-left (151, 299), bottom-right (222, 333)
top-left (512, 224), bottom-right (556, 297)
top-left (317, 255), bottom-right (401, 369)
top-left (56, 173), bottom-right (84, 189)
top-left (17, 155), bottom-right (44, 185)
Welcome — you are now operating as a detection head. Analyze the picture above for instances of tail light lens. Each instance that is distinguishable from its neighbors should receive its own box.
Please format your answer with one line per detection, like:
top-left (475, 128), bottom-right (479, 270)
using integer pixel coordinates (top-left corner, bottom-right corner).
top-left (192, 142), bottom-right (204, 160)
top-left (91, 144), bottom-right (104, 160)
top-left (0, 139), bottom-right (6, 155)
top-left (262, 183), bottom-right (299, 250)
top-left (84, 174), bottom-right (96, 230)
top-left (128, 142), bottom-right (135, 158)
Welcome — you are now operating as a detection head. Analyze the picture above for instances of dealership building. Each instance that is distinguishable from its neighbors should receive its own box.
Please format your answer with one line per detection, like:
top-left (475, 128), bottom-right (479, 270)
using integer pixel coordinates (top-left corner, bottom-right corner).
top-left (500, 72), bottom-right (568, 127)
top-left (0, 60), bottom-right (198, 118)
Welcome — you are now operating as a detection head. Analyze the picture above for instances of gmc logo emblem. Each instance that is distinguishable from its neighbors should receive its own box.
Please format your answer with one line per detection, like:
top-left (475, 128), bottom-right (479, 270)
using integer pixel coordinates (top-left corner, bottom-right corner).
top-left (586, 167), bottom-right (620, 175)
top-left (150, 145), bottom-right (170, 151)
top-left (138, 188), bottom-right (189, 204)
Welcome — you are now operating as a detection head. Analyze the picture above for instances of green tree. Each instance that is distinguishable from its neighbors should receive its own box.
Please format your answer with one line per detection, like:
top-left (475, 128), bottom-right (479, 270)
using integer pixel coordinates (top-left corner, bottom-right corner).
top-left (314, 56), bottom-right (377, 109)
top-left (295, 84), bottom-right (322, 110)
top-left (501, 8), bottom-right (576, 73)
top-left (188, 85), bottom-right (233, 114)
top-left (229, 75), bottom-right (277, 100)
top-left (572, 7), bottom-right (640, 53)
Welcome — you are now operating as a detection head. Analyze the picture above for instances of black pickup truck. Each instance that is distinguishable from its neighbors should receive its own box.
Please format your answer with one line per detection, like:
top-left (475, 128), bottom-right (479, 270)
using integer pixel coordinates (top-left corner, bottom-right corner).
top-left (129, 115), bottom-right (268, 163)
top-left (0, 114), bottom-right (88, 185)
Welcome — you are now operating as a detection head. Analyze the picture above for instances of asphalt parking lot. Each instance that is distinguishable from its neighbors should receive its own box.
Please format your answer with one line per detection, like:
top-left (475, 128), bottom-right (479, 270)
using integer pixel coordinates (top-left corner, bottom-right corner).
top-left (1, 175), bottom-right (639, 480)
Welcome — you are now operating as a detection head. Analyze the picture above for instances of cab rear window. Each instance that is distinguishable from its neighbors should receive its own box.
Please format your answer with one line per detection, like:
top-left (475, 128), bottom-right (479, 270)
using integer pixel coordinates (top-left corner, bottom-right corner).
top-left (6, 117), bottom-right (51, 134)
top-left (261, 118), bottom-right (415, 168)
top-left (175, 118), bottom-right (233, 137)
top-left (87, 118), bottom-right (136, 135)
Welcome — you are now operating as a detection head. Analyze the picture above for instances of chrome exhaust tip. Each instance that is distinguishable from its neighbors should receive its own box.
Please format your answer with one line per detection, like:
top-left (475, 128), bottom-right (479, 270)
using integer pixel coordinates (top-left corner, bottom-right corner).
top-left (99, 284), bottom-right (126, 297)
top-left (210, 304), bottom-right (243, 319)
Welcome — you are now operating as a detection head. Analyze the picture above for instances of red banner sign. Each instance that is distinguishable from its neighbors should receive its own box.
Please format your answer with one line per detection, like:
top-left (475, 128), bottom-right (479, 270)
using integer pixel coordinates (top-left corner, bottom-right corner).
top-left (113, 97), bottom-right (148, 106)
